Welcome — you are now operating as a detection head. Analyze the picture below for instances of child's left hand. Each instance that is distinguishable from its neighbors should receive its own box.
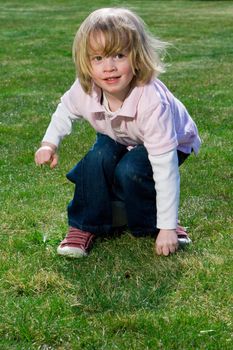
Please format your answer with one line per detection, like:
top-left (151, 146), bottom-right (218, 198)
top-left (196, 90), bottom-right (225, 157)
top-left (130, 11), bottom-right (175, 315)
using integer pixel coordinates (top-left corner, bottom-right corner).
top-left (155, 229), bottom-right (178, 256)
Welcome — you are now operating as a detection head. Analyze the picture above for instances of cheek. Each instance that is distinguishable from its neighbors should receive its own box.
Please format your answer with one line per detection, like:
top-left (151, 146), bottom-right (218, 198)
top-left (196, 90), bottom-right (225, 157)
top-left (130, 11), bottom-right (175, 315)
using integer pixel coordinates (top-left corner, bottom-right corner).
top-left (90, 66), bottom-right (100, 79)
top-left (124, 68), bottom-right (134, 82)
top-left (121, 63), bottom-right (134, 77)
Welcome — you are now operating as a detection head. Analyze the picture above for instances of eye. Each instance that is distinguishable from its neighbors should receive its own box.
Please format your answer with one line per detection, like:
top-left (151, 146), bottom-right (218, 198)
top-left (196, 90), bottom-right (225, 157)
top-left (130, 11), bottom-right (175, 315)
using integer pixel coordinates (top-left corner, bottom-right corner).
top-left (114, 53), bottom-right (125, 60)
top-left (92, 55), bottom-right (103, 62)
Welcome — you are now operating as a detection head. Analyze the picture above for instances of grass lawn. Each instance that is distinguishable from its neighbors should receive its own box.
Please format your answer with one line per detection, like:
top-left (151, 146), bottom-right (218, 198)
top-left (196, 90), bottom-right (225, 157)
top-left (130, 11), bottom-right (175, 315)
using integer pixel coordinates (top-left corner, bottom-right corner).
top-left (0, 0), bottom-right (232, 349)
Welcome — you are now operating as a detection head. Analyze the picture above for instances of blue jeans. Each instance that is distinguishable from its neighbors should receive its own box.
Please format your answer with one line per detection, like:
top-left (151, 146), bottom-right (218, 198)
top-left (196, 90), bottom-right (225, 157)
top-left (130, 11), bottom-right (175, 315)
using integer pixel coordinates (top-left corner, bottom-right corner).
top-left (66, 134), bottom-right (188, 236)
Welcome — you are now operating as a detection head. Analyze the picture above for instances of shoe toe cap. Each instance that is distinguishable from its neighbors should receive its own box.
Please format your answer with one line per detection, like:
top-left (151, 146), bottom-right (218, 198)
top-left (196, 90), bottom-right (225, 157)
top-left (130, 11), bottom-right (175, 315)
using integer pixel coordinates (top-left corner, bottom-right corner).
top-left (57, 245), bottom-right (87, 258)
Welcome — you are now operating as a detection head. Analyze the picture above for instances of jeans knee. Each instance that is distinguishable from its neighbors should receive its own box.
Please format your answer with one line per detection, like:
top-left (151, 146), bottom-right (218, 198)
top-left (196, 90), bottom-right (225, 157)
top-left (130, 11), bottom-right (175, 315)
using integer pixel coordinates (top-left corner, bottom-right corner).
top-left (88, 146), bottom-right (117, 170)
top-left (86, 134), bottom-right (127, 171)
top-left (115, 158), bottom-right (140, 187)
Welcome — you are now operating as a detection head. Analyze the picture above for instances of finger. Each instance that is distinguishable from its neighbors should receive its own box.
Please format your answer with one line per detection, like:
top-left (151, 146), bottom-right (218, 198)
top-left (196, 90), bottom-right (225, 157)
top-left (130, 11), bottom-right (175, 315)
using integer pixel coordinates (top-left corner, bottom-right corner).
top-left (155, 244), bottom-right (162, 255)
top-left (162, 246), bottom-right (170, 256)
top-left (35, 154), bottom-right (44, 165)
top-left (50, 154), bottom-right (58, 169)
top-left (169, 244), bottom-right (178, 254)
top-left (35, 151), bottom-right (41, 165)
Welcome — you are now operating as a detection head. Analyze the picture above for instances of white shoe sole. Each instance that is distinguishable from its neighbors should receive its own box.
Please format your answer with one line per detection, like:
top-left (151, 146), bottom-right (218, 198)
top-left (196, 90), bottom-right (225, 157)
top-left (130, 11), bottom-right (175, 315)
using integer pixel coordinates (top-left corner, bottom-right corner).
top-left (57, 245), bottom-right (87, 258)
top-left (178, 237), bottom-right (192, 246)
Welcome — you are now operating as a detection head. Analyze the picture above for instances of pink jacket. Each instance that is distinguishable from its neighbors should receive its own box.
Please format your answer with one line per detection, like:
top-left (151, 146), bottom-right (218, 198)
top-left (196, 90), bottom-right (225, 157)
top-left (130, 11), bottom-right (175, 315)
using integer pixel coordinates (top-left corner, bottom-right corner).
top-left (44, 78), bottom-right (201, 156)
top-left (42, 78), bottom-right (201, 229)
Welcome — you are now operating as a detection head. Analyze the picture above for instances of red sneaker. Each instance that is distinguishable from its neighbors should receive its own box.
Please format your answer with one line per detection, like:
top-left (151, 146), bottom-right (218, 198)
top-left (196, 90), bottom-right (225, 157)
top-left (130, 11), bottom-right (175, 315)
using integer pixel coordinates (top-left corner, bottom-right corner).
top-left (57, 227), bottom-right (95, 258)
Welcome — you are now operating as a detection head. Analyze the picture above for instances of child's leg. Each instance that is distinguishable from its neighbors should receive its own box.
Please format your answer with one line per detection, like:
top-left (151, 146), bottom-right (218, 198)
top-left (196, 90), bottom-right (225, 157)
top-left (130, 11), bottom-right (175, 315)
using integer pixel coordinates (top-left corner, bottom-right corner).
top-left (66, 134), bottom-right (127, 235)
top-left (113, 145), bottom-right (190, 236)
top-left (114, 145), bottom-right (157, 236)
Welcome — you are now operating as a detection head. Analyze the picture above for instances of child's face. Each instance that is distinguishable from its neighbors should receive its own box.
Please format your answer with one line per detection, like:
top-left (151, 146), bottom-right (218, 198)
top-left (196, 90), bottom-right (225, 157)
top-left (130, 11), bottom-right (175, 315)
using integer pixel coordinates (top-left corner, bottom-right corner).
top-left (88, 32), bottom-right (134, 101)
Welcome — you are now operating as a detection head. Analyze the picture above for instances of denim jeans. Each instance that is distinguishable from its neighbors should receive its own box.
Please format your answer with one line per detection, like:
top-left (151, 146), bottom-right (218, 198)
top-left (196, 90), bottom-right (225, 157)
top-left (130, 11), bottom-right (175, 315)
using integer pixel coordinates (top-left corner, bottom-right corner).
top-left (66, 134), bottom-right (189, 236)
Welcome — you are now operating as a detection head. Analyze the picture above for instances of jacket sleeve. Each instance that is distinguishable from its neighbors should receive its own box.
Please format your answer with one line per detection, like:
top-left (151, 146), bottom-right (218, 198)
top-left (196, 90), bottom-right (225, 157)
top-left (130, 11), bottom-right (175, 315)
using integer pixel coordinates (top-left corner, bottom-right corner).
top-left (42, 79), bottom-right (89, 146)
top-left (42, 101), bottom-right (82, 147)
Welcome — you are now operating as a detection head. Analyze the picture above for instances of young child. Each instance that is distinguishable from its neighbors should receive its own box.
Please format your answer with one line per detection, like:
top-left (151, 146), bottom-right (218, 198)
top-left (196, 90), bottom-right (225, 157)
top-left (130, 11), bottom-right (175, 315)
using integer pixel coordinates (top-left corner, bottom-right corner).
top-left (35, 7), bottom-right (201, 258)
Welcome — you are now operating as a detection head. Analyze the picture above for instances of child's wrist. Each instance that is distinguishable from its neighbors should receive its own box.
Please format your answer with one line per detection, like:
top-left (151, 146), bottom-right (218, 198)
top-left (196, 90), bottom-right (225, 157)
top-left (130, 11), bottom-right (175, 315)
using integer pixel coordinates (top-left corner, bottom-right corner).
top-left (41, 142), bottom-right (57, 151)
top-left (39, 145), bottom-right (55, 152)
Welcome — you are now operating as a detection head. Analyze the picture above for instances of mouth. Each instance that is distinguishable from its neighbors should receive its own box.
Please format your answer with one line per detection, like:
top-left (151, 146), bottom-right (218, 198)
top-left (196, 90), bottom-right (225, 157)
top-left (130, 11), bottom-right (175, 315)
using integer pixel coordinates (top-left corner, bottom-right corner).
top-left (104, 76), bottom-right (121, 83)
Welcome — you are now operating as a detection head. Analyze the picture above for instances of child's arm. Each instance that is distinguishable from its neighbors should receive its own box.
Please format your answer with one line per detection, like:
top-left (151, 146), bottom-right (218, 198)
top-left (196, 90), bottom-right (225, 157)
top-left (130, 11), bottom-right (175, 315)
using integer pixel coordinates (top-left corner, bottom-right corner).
top-left (148, 149), bottom-right (179, 256)
top-left (35, 100), bottom-right (80, 168)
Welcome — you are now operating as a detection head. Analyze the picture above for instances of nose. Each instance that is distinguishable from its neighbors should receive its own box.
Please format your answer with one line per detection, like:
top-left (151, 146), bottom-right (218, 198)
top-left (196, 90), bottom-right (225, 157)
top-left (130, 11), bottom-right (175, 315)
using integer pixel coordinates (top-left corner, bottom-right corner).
top-left (103, 57), bottom-right (116, 72)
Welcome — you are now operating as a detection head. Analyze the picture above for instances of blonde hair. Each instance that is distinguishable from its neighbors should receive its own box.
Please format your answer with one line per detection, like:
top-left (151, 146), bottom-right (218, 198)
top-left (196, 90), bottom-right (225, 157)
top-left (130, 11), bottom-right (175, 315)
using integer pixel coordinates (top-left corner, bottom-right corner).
top-left (72, 7), bottom-right (168, 94)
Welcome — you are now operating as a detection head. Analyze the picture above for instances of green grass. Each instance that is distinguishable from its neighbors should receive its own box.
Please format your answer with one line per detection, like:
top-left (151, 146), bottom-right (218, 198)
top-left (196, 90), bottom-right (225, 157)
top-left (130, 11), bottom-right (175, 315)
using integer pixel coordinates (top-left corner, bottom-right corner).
top-left (0, 0), bottom-right (233, 349)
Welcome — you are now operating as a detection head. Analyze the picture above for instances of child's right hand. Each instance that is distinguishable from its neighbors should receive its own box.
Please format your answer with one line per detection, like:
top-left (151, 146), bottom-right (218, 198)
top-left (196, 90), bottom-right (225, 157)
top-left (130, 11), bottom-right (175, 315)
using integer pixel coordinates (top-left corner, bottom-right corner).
top-left (155, 229), bottom-right (178, 256)
top-left (35, 144), bottom-right (58, 169)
